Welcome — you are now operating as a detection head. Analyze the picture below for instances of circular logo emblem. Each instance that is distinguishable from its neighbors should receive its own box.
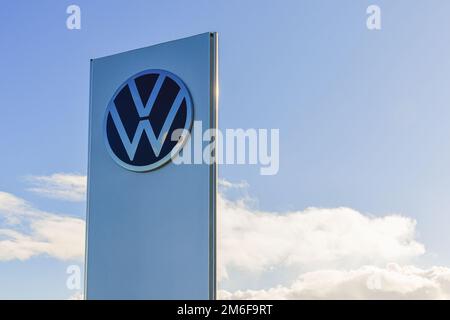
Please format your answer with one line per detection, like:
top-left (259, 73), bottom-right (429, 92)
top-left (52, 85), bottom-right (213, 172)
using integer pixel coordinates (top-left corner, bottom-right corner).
top-left (104, 69), bottom-right (193, 172)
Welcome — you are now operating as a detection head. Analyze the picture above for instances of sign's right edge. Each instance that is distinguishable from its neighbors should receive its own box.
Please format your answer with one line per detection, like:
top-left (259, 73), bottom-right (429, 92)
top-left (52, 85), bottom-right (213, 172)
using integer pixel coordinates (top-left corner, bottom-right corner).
top-left (209, 32), bottom-right (218, 301)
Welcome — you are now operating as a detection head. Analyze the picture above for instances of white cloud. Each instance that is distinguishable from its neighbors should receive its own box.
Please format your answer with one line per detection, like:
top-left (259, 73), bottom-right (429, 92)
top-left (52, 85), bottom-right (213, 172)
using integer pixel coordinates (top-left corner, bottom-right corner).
top-left (219, 178), bottom-right (249, 189)
top-left (216, 181), bottom-right (450, 299)
top-left (68, 292), bottom-right (84, 300)
top-left (0, 191), bottom-right (85, 261)
top-left (25, 173), bottom-right (87, 202)
top-left (3, 174), bottom-right (446, 299)
top-left (0, 191), bottom-right (29, 213)
top-left (0, 191), bottom-right (36, 224)
top-left (218, 192), bottom-right (425, 281)
top-left (219, 263), bottom-right (450, 299)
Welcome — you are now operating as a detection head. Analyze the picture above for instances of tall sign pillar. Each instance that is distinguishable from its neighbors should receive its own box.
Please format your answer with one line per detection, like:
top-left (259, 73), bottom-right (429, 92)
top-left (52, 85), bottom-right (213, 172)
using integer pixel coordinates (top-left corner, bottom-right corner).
top-left (85, 33), bottom-right (218, 299)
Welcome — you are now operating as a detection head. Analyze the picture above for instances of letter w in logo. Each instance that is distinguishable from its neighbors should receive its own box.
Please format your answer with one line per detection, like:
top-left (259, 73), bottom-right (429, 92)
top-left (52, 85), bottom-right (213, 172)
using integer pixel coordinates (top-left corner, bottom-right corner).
top-left (108, 74), bottom-right (186, 160)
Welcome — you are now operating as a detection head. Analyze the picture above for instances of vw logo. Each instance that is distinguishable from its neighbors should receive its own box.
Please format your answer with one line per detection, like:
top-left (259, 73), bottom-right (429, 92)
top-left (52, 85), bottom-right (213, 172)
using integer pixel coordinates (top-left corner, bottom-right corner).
top-left (104, 69), bottom-right (193, 172)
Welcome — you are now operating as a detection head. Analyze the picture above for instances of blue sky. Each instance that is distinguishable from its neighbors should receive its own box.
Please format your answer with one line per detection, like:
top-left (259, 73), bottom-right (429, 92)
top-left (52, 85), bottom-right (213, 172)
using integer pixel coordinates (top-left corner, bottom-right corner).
top-left (2, 1), bottom-right (450, 299)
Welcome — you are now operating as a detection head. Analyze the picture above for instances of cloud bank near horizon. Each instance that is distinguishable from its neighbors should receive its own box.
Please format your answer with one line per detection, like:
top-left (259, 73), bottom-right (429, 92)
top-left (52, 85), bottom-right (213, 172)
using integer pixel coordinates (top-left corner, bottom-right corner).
top-left (1, 174), bottom-right (448, 299)
top-left (0, 191), bottom-right (84, 261)
top-left (217, 179), bottom-right (446, 299)
top-left (219, 263), bottom-right (450, 299)
top-left (25, 173), bottom-right (86, 202)
top-left (218, 189), bottom-right (425, 281)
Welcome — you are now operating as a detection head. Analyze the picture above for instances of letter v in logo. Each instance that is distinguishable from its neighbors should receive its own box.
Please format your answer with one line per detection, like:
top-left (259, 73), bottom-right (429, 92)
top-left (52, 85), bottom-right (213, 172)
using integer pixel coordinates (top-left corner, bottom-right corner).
top-left (104, 69), bottom-right (193, 172)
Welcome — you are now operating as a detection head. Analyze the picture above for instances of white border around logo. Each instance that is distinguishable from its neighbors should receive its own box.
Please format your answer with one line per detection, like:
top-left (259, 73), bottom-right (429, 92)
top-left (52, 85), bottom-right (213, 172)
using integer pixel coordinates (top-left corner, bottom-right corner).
top-left (103, 69), bottom-right (194, 172)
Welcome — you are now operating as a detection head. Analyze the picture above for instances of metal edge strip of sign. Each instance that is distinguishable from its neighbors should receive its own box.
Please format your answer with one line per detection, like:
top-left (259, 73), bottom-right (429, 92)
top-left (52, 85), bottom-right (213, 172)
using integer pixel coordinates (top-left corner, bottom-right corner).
top-left (209, 32), bottom-right (218, 300)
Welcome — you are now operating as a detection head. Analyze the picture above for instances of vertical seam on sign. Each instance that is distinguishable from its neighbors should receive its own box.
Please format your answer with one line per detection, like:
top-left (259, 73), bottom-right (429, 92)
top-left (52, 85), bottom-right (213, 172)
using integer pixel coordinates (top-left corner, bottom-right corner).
top-left (214, 33), bottom-right (219, 300)
top-left (209, 32), bottom-right (218, 300)
top-left (84, 59), bottom-right (95, 300)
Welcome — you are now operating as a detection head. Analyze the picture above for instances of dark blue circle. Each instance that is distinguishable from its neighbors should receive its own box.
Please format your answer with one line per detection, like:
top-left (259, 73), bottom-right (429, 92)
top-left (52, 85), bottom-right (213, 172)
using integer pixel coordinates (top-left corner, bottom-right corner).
top-left (104, 70), bottom-right (193, 172)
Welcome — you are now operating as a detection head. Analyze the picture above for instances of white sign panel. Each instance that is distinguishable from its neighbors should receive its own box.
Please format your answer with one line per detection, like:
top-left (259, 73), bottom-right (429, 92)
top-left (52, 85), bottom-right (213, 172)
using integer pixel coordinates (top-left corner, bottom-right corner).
top-left (85, 33), bottom-right (218, 299)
